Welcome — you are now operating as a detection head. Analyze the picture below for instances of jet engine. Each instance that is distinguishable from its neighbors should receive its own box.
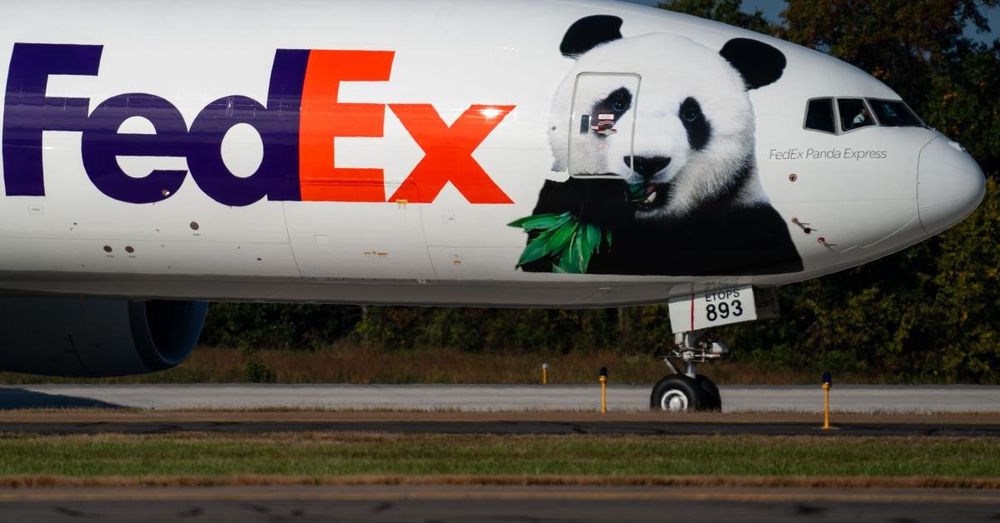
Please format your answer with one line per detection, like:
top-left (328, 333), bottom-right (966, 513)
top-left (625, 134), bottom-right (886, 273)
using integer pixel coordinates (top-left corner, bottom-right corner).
top-left (0, 297), bottom-right (208, 377)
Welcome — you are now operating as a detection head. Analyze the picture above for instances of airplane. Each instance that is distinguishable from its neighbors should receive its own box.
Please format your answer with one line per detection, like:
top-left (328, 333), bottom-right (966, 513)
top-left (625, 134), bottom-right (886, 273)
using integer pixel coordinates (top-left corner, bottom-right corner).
top-left (0, 0), bottom-right (985, 412)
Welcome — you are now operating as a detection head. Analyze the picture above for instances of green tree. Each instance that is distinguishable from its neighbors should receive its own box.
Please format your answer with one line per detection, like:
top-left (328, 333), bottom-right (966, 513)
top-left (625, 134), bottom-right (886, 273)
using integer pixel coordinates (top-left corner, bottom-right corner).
top-left (782, 0), bottom-right (1000, 171)
top-left (921, 41), bottom-right (1000, 173)
top-left (657, 0), bottom-right (777, 34)
top-left (925, 178), bottom-right (1000, 379)
top-left (201, 303), bottom-right (361, 350)
top-left (353, 307), bottom-right (626, 353)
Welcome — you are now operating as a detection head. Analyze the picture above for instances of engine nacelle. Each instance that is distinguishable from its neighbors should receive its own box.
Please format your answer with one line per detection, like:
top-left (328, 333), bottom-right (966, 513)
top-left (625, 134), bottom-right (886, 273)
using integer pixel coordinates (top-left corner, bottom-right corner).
top-left (0, 297), bottom-right (208, 377)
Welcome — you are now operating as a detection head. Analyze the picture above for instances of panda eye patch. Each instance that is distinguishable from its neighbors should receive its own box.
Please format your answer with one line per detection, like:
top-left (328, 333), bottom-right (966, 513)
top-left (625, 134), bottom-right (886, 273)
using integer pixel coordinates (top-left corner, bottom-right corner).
top-left (594, 87), bottom-right (633, 117)
top-left (609, 90), bottom-right (630, 112)
top-left (679, 97), bottom-right (711, 151)
top-left (680, 97), bottom-right (703, 122)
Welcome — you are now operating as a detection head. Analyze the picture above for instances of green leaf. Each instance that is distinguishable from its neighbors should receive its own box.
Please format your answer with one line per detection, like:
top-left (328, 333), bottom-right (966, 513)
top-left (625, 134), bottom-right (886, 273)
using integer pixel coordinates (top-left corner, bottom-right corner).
top-left (508, 213), bottom-right (566, 231)
top-left (514, 213), bottom-right (579, 268)
top-left (575, 223), bottom-right (601, 272)
top-left (560, 231), bottom-right (585, 273)
top-left (627, 183), bottom-right (646, 203)
top-left (583, 223), bottom-right (601, 253)
top-left (543, 218), bottom-right (579, 257)
top-left (516, 228), bottom-right (559, 267)
top-left (517, 236), bottom-right (550, 267)
top-left (566, 231), bottom-right (590, 274)
top-left (603, 228), bottom-right (613, 249)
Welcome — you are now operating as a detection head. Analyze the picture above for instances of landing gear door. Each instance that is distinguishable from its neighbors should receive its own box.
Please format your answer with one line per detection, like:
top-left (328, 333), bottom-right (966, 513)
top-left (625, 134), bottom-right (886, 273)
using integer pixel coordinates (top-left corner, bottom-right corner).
top-left (668, 286), bottom-right (780, 333)
top-left (568, 73), bottom-right (640, 179)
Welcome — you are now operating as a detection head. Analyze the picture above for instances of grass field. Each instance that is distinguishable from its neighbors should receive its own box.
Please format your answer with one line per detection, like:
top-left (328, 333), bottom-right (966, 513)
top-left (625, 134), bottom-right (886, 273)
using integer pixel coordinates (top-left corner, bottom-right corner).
top-left (0, 346), bottom-right (903, 385)
top-left (0, 433), bottom-right (996, 487)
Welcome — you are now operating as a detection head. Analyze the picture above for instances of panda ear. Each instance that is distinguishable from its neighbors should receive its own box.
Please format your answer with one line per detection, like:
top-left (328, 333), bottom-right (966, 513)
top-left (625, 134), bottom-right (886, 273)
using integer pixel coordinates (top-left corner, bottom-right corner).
top-left (560, 15), bottom-right (623, 58)
top-left (719, 38), bottom-right (787, 90)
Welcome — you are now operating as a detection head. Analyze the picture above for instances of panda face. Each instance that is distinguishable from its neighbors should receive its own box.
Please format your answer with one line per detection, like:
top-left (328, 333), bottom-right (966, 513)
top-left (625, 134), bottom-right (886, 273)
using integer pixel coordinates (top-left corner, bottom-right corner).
top-left (548, 33), bottom-right (760, 220)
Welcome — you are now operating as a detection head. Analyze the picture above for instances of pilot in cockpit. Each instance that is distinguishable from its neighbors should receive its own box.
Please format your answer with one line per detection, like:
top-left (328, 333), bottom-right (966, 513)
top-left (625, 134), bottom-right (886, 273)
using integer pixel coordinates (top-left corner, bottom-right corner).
top-left (851, 106), bottom-right (872, 129)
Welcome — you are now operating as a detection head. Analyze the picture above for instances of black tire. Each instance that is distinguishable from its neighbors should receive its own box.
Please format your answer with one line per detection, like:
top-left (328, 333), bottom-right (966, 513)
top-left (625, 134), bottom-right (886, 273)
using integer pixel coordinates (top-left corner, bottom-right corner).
top-left (650, 374), bottom-right (701, 412)
top-left (695, 374), bottom-right (722, 411)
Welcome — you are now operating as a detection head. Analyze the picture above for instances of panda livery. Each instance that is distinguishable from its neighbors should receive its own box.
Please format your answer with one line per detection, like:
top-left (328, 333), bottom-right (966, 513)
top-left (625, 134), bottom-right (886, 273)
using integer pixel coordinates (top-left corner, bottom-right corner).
top-left (521, 15), bottom-right (803, 276)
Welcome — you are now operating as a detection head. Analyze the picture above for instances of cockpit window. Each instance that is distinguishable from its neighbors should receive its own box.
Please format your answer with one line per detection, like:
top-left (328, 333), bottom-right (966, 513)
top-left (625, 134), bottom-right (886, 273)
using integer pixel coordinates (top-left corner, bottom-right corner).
top-left (803, 97), bottom-right (925, 134)
top-left (868, 99), bottom-right (924, 127)
top-left (838, 98), bottom-right (875, 132)
top-left (805, 98), bottom-right (836, 133)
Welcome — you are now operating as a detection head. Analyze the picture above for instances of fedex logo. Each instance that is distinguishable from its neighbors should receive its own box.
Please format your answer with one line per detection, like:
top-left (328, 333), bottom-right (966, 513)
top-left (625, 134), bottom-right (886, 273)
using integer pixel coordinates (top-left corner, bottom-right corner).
top-left (2, 43), bottom-right (515, 206)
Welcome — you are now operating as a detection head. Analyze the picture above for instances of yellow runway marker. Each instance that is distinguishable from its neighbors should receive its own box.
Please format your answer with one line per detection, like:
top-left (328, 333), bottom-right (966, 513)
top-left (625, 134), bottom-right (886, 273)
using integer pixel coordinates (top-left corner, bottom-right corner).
top-left (599, 367), bottom-right (608, 415)
top-left (822, 372), bottom-right (833, 431)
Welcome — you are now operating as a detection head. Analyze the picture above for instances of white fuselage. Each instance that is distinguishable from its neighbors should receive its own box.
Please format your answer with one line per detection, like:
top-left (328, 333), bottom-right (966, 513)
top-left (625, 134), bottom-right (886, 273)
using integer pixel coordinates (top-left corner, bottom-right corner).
top-left (0, 0), bottom-right (984, 306)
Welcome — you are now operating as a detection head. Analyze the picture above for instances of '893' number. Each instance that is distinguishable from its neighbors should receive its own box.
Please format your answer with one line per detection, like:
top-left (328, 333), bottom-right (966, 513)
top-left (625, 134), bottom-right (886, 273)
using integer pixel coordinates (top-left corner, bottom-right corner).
top-left (705, 300), bottom-right (743, 322)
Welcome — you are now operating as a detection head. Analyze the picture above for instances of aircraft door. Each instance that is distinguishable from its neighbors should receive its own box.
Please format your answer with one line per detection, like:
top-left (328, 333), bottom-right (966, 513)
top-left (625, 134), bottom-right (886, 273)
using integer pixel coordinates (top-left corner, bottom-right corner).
top-left (567, 73), bottom-right (640, 178)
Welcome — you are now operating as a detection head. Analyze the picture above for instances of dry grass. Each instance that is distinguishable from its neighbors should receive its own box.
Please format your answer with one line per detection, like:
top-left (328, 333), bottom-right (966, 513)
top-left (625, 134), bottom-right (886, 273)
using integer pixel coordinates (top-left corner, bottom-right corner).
top-left (0, 474), bottom-right (998, 489)
top-left (0, 345), bottom-right (870, 385)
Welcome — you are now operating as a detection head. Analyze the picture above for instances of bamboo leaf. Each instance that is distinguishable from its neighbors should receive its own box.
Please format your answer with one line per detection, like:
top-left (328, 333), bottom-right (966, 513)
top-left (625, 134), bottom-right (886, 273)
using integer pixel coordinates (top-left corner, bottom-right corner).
top-left (543, 218), bottom-right (579, 256)
top-left (514, 213), bottom-right (577, 268)
top-left (517, 237), bottom-right (550, 267)
top-left (516, 227), bottom-right (560, 267)
top-left (628, 183), bottom-right (646, 203)
top-left (574, 236), bottom-right (589, 273)
top-left (576, 223), bottom-right (601, 272)
top-left (508, 213), bottom-right (566, 231)
top-left (583, 223), bottom-right (601, 253)
top-left (560, 231), bottom-right (584, 273)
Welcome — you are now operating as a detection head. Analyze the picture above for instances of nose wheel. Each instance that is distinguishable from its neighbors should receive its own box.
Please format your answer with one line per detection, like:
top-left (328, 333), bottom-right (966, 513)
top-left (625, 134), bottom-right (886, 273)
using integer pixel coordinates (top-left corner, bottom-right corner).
top-left (650, 331), bottom-right (725, 412)
top-left (650, 374), bottom-right (721, 412)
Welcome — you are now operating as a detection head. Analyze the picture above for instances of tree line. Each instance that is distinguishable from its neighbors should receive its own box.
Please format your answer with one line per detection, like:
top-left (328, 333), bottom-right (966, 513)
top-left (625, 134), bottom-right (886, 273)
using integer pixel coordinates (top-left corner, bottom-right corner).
top-left (201, 0), bottom-right (1000, 383)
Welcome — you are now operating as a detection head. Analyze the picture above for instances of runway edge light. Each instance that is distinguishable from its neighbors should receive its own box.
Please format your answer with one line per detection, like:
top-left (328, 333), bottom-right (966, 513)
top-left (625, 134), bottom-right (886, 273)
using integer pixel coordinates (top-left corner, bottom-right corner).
top-left (822, 371), bottom-right (833, 431)
top-left (599, 367), bottom-right (608, 415)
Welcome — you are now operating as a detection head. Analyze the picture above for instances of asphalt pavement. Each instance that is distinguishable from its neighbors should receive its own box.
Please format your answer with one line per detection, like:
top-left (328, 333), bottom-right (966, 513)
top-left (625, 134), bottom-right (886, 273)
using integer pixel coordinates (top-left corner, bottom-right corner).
top-left (1, 486), bottom-right (998, 523)
top-left (2, 384), bottom-right (998, 413)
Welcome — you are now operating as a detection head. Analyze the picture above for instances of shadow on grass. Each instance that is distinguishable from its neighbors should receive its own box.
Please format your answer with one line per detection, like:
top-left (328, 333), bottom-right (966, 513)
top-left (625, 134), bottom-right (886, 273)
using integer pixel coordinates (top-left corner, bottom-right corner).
top-left (0, 388), bottom-right (123, 410)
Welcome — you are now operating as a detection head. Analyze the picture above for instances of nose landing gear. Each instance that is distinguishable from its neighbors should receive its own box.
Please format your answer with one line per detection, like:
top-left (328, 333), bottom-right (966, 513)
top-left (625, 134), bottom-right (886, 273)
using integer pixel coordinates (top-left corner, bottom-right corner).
top-left (650, 331), bottom-right (726, 412)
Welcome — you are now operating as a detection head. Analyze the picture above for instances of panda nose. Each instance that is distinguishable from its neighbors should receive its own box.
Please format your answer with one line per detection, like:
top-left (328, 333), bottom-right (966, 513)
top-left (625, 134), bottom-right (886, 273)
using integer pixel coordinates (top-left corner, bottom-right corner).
top-left (624, 156), bottom-right (671, 179)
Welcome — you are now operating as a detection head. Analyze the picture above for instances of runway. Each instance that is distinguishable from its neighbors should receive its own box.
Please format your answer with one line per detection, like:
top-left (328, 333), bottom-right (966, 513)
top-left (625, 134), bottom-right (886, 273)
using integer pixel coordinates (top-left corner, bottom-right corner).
top-left (0, 410), bottom-right (997, 437)
top-left (2, 486), bottom-right (998, 523)
top-left (0, 386), bottom-right (997, 522)
top-left (4, 384), bottom-right (1000, 413)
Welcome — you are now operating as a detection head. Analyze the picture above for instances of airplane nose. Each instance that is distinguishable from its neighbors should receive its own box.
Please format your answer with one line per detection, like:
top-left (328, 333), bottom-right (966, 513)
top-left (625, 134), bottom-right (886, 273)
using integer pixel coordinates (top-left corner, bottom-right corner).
top-left (917, 136), bottom-right (986, 235)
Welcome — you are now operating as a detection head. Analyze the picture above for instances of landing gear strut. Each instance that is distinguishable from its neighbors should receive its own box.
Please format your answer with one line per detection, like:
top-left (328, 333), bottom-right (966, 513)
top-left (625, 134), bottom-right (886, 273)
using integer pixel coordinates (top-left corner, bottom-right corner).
top-left (650, 331), bottom-right (727, 412)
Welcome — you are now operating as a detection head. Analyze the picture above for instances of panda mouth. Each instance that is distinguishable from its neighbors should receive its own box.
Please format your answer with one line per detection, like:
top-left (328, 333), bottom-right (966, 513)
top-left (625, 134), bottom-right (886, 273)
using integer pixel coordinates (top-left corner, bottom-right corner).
top-left (635, 182), bottom-right (669, 211)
